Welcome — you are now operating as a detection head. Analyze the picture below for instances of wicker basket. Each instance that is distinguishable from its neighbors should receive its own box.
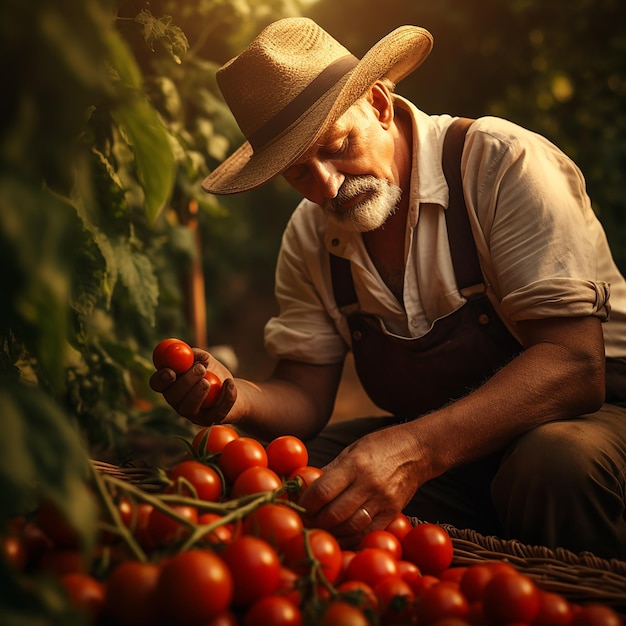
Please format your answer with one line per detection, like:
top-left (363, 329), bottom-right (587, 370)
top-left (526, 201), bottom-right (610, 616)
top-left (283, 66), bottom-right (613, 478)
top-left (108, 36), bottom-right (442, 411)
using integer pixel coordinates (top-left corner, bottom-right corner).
top-left (410, 518), bottom-right (626, 616)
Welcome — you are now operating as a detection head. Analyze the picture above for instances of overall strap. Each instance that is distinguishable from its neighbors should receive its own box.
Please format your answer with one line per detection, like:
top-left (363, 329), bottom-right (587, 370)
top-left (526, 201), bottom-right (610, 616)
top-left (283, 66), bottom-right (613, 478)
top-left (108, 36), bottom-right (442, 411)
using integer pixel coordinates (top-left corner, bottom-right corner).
top-left (442, 117), bottom-right (484, 295)
top-left (331, 116), bottom-right (481, 308)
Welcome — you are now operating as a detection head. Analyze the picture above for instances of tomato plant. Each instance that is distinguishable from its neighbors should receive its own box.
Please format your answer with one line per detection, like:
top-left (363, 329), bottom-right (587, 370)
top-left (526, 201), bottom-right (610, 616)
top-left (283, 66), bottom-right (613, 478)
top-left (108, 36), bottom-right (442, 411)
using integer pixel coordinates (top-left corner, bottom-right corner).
top-left (230, 466), bottom-right (283, 498)
top-left (157, 549), bottom-right (233, 624)
top-left (167, 460), bottom-right (223, 502)
top-left (401, 523), bottom-right (453, 576)
top-left (221, 535), bottom-right (281, 607)
top-left (201, 370), bottom-right (223, 408)
top-left (243, 595), bottom-right (303, 626)
top-left (104, 560), bottom-right (162, 626)
top-left (192, 424), bottom-right (239, 455)
top-left (152, 338), bottom-right (194, 374)
top-left (218, 437), bottom-right (268, 484)
top-left (266, 435), bottom-right (309, 478)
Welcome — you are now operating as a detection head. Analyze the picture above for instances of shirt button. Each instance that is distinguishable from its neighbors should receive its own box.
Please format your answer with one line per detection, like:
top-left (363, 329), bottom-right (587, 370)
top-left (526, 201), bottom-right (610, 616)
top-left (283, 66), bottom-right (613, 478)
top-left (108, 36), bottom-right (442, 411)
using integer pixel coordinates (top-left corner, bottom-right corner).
top-left (331, 238), bottom-right (340, 247)
top-left (410, 318), bottom-right (419, 328)
top-left (352, 330), bottom-right (363, 341)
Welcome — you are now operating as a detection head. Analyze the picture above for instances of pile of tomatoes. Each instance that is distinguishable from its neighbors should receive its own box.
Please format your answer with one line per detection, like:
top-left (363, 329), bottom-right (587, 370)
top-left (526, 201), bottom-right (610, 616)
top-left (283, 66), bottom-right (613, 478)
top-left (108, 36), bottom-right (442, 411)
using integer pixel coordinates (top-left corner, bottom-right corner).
top-left (4, 423), bottom-right (624, 626)
top-left (3, 338), bottom-right (623, 625)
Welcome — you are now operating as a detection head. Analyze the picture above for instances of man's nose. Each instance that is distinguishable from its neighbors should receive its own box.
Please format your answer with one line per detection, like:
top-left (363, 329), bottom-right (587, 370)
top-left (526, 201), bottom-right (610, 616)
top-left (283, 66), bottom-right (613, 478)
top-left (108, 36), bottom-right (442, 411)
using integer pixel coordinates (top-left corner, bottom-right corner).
top-left (311, 160), bottom-right (343, 201)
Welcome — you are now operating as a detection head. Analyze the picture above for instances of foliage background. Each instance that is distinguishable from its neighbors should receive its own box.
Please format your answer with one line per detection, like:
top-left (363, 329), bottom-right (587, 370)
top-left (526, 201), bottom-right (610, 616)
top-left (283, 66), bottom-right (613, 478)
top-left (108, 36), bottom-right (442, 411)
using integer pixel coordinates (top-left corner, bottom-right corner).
top-left (0, 0), bottom-right (624, 621)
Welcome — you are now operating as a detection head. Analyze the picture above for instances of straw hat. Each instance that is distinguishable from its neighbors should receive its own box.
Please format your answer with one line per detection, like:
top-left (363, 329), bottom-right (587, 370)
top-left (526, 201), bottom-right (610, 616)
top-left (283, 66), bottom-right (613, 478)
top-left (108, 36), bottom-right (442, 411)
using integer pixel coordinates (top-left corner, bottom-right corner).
top-left (202, 17), bottom-right (434, 195)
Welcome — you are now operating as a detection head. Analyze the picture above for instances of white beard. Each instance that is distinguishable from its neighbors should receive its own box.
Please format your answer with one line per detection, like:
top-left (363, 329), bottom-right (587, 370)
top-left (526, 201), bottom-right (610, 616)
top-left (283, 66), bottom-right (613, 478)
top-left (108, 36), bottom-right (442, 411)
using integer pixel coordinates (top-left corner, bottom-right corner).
top-left (323, 175), bottom-right (402, 233)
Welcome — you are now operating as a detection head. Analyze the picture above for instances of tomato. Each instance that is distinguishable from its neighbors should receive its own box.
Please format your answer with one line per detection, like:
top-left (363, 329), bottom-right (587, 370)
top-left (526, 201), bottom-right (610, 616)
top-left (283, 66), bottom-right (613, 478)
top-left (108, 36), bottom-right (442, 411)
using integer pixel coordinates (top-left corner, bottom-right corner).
top-left (482, 572), bottom-right (541, 625)
top-left (243, 595), bottom-right (303, 626)
top-left (287, 465), bottom-right (324, 502)
top-left (104, 560), bottom-right (161, 626)
top-left (571, 604), bottom-right (624, 626)
top-left (283, 528), bottom-right (343, 584)
top-left (230, 466), bottom-right (283, 498)
top-left (2, 534), bottom-right (27, 570)
top-left (36, 548), bottom-right (86, 576)
top-left (192, 424), bottom-right (239, 455)
top-left (535, 591), bottom-right (574, 626)
top-left (396, 559), bottom-right (421, 586)
top-left (385, 513), bottom-right (413, 542)
top-left (198, 512), bottom-right (234, 544)
top-left (157, 549), bottom-right (233, 625)
top-left (219, 437), bottom-right (268, 484)
top-left (205, 611), bottom-right (239, 626)
top-left (152, 338), bottom-right (194, 374)
top-left (345, 547), bottom-right (399, 588)
top-left (242, 503), bottom-right (304, 554)
top-left (416, 581), bottom-right (469, 624)
top-left (359, 529), bottom-right (403, 561)
top-left (36, 499), bottom-right (80, 548)
top-left (401, 523), bottom-right (453, 576)
top-left (202, 370), bottom-right (223, 408)
top-left (167, 460), bottom-right (223, 502)
top-left (121, 502), bottom-right (154, 549)
top-left (276, 566), bottom-right (302, 606)
top-left (374, 575), bottom-right (416, 624)
top-left (266, 435), bottom-right (309, 478)
top-left (320, 601), bottom-right (371, 626)
top-left (61, 573), bottom-right (105, 622)
top-left (337, 550), bottom-right (357, 583)
top-left (440, 566), bottom-right (467, 584)
top-left (146, 504), bottom-right (198, 547)
top-left (221, 535), bottom-right (281, 607)
top-left (459, 562), bottom-right (516, 603)
top-left (337, 579), bottom-right (379, 612)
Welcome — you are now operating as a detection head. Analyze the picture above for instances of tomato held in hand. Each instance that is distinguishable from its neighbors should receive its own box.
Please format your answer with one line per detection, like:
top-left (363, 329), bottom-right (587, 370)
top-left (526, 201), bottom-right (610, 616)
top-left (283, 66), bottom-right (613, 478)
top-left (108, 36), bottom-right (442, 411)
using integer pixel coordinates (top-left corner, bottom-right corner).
top-left (202, 370), bottom-right (223, 408)
top-left (152, 338), bottom-right (194, 375)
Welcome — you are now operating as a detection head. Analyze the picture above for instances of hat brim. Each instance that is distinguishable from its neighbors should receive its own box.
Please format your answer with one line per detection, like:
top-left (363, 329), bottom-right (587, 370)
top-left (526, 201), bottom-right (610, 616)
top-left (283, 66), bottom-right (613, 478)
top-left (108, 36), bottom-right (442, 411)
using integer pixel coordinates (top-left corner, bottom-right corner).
top-left (202, 25), bottom-right (434, 195)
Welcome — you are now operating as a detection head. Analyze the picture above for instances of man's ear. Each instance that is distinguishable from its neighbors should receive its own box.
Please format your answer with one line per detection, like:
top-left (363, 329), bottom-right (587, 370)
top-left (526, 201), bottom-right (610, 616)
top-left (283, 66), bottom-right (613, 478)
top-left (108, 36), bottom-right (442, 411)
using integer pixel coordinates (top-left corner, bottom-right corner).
top-left (369, 81), bottom-right (394, 129)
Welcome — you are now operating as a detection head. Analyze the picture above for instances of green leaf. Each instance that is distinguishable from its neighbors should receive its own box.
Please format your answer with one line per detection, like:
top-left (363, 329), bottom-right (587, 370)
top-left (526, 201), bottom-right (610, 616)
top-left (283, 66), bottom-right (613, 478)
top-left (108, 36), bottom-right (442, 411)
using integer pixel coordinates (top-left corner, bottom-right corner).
top-left (112, 98), bottom-right (176, 225)
top-left (114, 238), bottom-right (159, 327)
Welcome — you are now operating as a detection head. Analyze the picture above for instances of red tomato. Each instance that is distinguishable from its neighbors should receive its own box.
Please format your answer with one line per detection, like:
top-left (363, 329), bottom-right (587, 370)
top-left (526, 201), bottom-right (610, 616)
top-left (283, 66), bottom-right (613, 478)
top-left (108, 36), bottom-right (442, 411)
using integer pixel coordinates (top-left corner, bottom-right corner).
top-left (287, 465), bottom-right (324, 502)
top-left (243, 595), bottom-right (303, 626)
top-left (36, 499), bottom-right (80, 548)
top-left (535, 590), bottom-right (574, 626)
top-left (482, 572), bottom-right (541, 625)
top-left (337, 579), bottom-right (379, 612)
top-left (374, 575), bottom-right (416, 624)
top-left (157, 549), bottom-right (233, 624)
top-left (266, 435), bottom-right (309, 478)
top-left (61, 573), bottom-right (105, 622)
top-left (276, 566), bottom-right (302, 606)
top-left (242, 503), bottom-right (304, 554)
top-left (459, 561), bottom-right (517, 603)
top-left (36, 548), bottom-right (86, 576)
top-left (192, 424), bottom-right (239, 455)
top-left (219, 437), bottom-right (268, 484)
top-left (416, 581), bottom-right (469, 624)
top-left (2, 534), bottom-right (27, 570)
top-left (337, 550), bottom-right (357, 583)
top-left (283, 528), bottom-right (343, 584)
top-left (572, 604), bottom-right (624, 626)
top-left (198, 512), bottom-right (234, 544)
top-left (345, 547), bottom-right (399, 588)
top-left (230, 466), bottom-right (283, 498)
top-left (167, 460), bottom-right (223, 502)
top-left (359, 529), bottom-right (403, 561)
top-left (121, 502), bottom-right (154, 549)
top-left (146, 504), bottom-right (198, 547)
top-left (320, 601), bottom-right (371, 626)
top-left (221, 535), bottom-right (281, 607)
top-left (396, 559), bottom-right (421, 586)
top-left (201, 370), bottom-right (223, 408)
top-left (385, 513), bottom-right (413, 542)
top-left (152, 338), bottom-right (194, 374)
top-left (104, 560), bottom-right (161, 626)
top-left (205, 612), bottom-right (239, 626)
top-left (401, 523), bottom-right (454, 576)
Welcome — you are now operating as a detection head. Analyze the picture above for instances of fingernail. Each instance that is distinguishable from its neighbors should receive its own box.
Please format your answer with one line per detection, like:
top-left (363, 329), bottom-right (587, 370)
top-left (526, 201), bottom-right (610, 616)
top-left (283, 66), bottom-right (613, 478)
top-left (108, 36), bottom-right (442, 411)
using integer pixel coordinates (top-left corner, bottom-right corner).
top-left (193, 362), bottom-right (206, 376)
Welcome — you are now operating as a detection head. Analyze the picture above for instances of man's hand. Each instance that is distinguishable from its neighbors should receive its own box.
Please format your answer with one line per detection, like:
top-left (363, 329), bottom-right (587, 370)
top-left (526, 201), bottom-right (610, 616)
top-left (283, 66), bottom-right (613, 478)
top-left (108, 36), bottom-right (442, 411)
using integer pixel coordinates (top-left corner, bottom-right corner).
top-left (149, 347), bottom-right (237, 426)
top-left (298, 422), bottom-right (424, 546)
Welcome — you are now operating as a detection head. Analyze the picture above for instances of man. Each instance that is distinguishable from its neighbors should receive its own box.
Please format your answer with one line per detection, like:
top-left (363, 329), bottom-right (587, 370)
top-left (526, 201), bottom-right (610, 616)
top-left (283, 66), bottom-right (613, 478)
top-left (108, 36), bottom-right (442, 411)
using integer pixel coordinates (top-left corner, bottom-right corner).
top-left (151, 18), bottom-right (626, 558)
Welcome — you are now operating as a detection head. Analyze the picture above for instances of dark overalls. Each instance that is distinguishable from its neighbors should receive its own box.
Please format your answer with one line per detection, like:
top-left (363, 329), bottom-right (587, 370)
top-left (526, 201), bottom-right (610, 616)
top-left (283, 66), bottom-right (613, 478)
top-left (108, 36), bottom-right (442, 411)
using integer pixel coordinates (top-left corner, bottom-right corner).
top-left (306, 119), bottom-right (626, 557)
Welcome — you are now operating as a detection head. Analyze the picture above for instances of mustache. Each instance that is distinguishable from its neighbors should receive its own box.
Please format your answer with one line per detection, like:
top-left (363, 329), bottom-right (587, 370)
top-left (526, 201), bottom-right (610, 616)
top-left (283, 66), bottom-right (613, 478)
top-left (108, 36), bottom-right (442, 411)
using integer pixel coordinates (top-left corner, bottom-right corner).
top-left (328, 175), bottom-right (381, 211)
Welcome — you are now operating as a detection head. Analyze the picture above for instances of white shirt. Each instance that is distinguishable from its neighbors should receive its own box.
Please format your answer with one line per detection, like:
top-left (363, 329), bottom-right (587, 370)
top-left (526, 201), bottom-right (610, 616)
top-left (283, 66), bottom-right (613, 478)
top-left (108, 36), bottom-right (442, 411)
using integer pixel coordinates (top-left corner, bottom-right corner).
top-left (264, 97), bottom-right (626, 363)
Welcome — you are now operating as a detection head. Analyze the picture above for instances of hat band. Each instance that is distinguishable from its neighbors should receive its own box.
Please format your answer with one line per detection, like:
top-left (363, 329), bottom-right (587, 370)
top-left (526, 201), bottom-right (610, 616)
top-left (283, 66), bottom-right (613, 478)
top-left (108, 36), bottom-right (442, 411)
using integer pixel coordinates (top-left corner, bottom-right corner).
top-left (248, 54), bottom-right (359, 152)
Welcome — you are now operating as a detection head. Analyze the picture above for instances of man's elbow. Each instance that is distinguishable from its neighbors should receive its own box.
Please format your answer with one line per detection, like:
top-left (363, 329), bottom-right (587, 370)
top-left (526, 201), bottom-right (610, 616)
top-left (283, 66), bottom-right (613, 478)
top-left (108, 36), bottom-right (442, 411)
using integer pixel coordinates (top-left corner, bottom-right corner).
top-left (576, 353), bottom-right (606, 414)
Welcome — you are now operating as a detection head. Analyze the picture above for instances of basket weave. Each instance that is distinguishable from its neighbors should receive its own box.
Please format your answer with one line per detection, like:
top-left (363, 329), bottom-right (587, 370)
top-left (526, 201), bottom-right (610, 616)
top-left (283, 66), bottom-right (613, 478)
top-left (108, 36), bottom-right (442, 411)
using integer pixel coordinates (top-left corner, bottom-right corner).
top-left (411, 518), bottom-right (626, 616)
